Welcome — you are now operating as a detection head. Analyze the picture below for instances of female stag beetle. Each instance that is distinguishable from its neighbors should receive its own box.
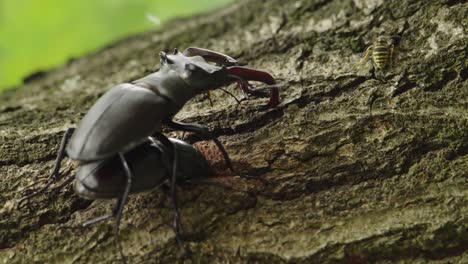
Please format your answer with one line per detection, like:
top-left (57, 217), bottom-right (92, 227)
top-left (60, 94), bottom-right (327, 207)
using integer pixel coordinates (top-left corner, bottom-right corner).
top-left (75, 135), bottom-right (218, 251)
top-left (32, 135), bottom-right (224, 262)
top-left (74, 137), bottom-right (215, 201)
top-left (18, 47), bottom-right (278, 262)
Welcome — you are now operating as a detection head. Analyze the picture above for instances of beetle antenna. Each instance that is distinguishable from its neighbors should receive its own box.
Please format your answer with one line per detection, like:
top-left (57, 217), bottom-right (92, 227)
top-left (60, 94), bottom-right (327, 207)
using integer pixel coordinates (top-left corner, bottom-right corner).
top-left (220, 88), bottom-right (242, 105)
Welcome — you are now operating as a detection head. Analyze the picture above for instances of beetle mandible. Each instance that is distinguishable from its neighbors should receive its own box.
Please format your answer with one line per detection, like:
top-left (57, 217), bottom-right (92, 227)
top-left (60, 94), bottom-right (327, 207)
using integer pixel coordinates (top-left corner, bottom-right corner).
top-left (18, 47), bottom-right (277, 203)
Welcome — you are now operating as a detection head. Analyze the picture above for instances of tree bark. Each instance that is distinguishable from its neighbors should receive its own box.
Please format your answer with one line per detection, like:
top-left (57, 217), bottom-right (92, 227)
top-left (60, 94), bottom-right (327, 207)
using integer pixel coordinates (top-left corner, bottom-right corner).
top-left (0, 0), bottom-right (467, 263)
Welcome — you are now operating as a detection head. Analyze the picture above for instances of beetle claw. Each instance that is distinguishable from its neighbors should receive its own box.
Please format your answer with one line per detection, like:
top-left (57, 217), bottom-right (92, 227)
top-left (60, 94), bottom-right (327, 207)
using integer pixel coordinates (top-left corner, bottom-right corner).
top-left (16, 128), bottom-right (75, 209)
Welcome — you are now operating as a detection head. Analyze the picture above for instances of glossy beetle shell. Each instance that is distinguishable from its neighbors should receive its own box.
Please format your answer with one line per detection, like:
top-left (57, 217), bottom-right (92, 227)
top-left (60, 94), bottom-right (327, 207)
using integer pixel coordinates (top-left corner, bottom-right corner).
top-left (67, 83), bottom-right (177, 162)
top-left (68, 50), bottom-right (231, 162)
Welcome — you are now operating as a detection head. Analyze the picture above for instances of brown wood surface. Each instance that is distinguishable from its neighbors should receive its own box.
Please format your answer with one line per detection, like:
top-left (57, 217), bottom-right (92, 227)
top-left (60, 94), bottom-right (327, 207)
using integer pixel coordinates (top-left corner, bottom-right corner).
top-left (0, 0), bottom-right (467, 263)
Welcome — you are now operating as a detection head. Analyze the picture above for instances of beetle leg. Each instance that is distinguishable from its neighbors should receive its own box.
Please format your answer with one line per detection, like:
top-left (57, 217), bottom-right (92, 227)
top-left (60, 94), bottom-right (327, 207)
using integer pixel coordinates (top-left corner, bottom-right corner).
top-left (359, 45), bottom-right (373, 64)
top-left (227, 66), bottom-right (279, 108)
top-left (80, 196), bottom-right (128, 264)
top-left (163, 120), bottom-right (233, 171)
top-left (170, 141), bottom-right (184, 244)
top-left (77, 154), bottom-right (134, 263)
top-left (389, 43), bottom-right (397, 67)
top-left (81, 198), bottom-right (125, 228)
top-left (113, 153), bottom-right (133, 264)
top-left (17, 127), bottom-right (75, 208)
top-left (231, 74), bottom-right (254, 96)
top-left (151, 132), bottom-right (185, 243)
top-left (164, 119), bottom-right (211, 136)
top-left (183, 47), bottom-right (238, 66)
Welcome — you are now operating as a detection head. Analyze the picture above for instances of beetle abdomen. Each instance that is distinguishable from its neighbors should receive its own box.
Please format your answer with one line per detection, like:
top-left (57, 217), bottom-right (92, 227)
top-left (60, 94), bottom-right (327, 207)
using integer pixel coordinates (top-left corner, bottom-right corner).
top-left (67, 83), bottom-right (173, 162)
top-left (170, 138), bottom-right (213, 182)
top-left (74, 141), bottom-right (166, 199)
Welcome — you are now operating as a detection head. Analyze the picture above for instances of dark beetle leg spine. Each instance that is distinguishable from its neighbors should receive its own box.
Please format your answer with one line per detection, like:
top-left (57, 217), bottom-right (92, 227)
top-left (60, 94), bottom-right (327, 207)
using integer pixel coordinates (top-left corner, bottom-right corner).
top-left (17, 127), bottom-right (75, 208)
top-left (153, 132), bottom-right (184, 243)
top-left (212, 138), bottom-right (233, 171)
top-left (165, 119), bottom-right (210, 136)
top-left (164, 119), bottom-right (233, 171)
top-left (170, 140), bottom-right (184, 244)
top-left (81, 197), bottom-right (126, 228)
top-left (114, 153), bottom-right (132, 264)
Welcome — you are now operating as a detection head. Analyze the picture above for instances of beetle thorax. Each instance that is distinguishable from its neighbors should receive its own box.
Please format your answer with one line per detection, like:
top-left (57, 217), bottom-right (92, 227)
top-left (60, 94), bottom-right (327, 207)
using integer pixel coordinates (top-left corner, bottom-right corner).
top-left (133, 70), bottom-right (196, 110)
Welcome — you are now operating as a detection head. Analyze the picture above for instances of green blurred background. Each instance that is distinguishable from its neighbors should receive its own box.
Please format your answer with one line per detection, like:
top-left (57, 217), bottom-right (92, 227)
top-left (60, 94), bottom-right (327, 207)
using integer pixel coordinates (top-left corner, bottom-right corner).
top-left (0, 0), bottom-right (231, 91)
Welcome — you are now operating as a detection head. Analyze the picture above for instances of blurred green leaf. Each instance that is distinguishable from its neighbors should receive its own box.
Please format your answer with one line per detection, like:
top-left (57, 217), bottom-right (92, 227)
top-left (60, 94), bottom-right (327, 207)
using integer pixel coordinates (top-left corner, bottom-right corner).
top-left (0, 0), bottom-right (231, 91)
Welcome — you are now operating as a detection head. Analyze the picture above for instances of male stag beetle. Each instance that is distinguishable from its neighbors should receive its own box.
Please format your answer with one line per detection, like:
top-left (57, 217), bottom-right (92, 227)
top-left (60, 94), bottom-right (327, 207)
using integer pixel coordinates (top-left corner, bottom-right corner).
top-left (69, 47), bottom-right (278, 168)
top-left (18, 47), bottom-right (278, 262)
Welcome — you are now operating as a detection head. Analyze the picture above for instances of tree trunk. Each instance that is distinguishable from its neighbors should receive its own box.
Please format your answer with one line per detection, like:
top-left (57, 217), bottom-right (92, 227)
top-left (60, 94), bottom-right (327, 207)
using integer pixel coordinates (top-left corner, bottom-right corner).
top-left (0, 0), bottom-right (467, 263)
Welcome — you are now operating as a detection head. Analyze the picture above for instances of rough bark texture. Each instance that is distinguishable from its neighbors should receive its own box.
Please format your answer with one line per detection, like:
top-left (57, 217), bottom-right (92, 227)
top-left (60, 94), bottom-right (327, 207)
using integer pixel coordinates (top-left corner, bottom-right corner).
top-left (0, 0), bottom-right (467, 263)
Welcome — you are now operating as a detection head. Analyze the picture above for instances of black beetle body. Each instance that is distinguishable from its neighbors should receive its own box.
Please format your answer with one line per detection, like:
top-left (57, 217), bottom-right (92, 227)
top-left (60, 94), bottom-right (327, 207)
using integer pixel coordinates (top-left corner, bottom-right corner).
top-left (18, 47), bottom-right (279, 263)
top-left (67, 48), bottom-right (279, 163)
top-left (67, 84), bottom-right (174, 161)
top-left (75, 137), bottom-right (212, 200)
top-left (68, 49), bottom-right (231, 162)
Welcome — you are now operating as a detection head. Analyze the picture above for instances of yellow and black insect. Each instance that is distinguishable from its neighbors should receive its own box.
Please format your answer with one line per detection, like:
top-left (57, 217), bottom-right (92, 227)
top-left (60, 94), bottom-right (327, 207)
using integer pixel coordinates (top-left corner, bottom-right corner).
top-left (360, 35), bottom-right (401, 70)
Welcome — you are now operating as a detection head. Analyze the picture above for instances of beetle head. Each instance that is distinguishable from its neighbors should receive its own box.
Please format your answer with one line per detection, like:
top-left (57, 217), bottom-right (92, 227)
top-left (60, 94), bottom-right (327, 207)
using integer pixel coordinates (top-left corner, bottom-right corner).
top-left (159, 49), bottom-right (229, 93)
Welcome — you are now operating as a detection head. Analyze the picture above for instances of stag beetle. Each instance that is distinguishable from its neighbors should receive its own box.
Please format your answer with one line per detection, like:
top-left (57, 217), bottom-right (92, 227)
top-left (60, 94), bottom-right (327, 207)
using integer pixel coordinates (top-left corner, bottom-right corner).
top-left (66, 47), bottom-right (278, 163)
top-left (74, 137), bottom-right (213, 200)
top-left (75, 136), bottom-right (219, 262)
top-left (19, 46), bottom-right (277, 202)
top-left (18, 47), bottom-right (277, 262)
top-left (26, 134), bottom-right (225, 262)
